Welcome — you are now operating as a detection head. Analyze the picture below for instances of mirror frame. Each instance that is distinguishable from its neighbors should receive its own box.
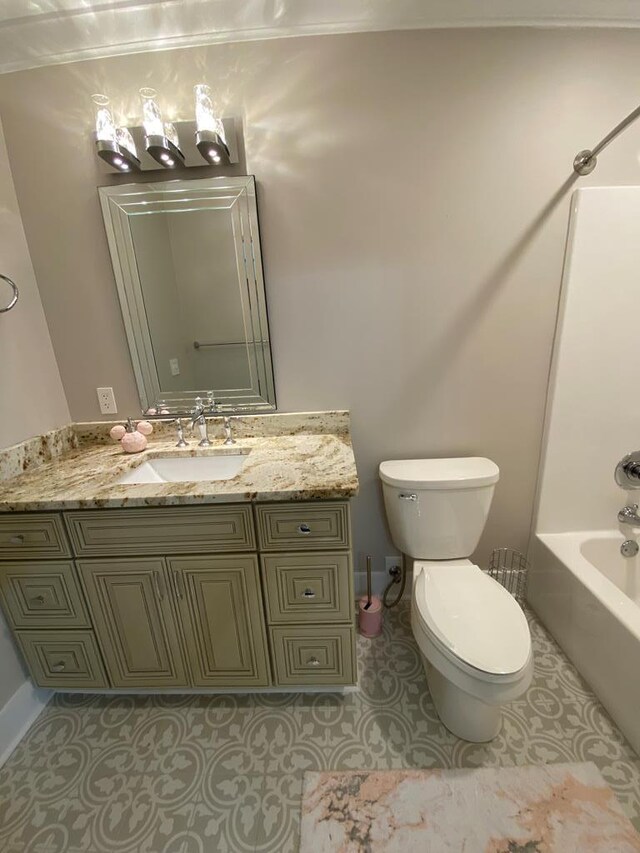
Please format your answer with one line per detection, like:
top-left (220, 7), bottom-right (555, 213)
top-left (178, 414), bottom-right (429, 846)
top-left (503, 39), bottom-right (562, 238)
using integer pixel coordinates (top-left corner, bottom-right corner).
top-left (99, 175), bottom-right (276, 413)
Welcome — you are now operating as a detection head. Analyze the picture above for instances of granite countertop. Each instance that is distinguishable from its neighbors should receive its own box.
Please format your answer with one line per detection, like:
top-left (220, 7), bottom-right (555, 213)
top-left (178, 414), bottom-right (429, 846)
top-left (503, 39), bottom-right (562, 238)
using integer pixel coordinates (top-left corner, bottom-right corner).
top-left (0, 413), bottom-right (359, 511)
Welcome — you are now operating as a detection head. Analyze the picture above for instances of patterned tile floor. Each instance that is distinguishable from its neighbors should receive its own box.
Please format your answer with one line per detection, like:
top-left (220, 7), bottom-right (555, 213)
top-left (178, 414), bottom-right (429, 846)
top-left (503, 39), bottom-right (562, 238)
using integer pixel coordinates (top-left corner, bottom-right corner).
top-left (1, 604), bottom-right (639, 852)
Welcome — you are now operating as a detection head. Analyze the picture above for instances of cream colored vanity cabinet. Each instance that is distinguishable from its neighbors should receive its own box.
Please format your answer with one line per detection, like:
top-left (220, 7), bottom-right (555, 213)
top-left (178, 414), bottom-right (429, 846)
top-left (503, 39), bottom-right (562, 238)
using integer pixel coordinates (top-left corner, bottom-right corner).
top-left (0, 500), bottom-right (356, 691)
top-left (0, 513), bottom-right (109, 688)
top-left (256, 502), bottom-right (356, 686)
top-left (67, 507), bottom-right (270, 689)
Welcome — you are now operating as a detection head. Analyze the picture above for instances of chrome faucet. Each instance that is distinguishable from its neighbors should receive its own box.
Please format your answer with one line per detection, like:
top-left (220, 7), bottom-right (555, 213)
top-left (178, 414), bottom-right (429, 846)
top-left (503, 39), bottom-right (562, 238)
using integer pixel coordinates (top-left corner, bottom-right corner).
top-left (222, 416), bottom-right (236, 446)
top-left (618, 504), bottom-right (640, 526)
top-left (191, 398), bottom-right (212, 447)
top-left (174, 417), bottom-right (188, 448)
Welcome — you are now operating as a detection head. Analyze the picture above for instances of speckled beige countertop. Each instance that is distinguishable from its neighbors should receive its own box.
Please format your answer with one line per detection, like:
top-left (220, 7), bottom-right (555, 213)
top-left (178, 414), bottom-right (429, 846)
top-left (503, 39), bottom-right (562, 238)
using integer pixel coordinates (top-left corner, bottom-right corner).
top-left (0, 412), bottom-right (359, 511)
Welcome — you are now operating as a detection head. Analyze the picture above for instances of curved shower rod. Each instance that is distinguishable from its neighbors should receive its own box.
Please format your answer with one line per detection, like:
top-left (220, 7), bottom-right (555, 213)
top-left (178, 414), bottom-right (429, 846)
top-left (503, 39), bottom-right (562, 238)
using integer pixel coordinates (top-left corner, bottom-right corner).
top-left (574, 104), bottom-right (640, 175)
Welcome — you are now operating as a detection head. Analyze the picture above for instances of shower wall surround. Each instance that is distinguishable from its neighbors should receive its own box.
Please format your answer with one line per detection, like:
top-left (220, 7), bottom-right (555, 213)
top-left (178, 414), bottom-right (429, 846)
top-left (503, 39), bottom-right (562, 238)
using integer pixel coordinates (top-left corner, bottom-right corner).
top-left (528, 186), bottom-right (640, 753)
top-left (3, 28), bottom-right (640, 574)
top-left (535, 187), bottom-right (640, 533)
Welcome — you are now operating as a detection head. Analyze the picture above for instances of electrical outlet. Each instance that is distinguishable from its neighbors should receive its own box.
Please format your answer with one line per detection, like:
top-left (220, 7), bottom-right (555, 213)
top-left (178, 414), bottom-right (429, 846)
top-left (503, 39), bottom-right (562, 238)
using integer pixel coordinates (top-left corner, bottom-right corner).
top-left (96, 386), bottom-right (117, 415)
top-left (169, 358), bottom-right (180, 376)
top-left (385, 556), bottom-right (402, 576)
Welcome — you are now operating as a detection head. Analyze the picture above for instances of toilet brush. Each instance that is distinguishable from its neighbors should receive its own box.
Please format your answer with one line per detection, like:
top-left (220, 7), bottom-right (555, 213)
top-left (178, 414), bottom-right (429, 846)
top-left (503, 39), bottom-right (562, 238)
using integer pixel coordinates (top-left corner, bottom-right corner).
top-left (358, 555), bottom-right (383, 638)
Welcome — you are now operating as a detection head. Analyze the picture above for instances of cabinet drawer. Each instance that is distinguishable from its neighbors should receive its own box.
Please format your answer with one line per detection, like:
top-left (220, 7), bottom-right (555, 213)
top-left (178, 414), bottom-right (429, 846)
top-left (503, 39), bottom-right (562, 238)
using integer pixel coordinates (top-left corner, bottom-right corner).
top-left (0, 514), bottom-right (71, 560)
top-left (262, 552), bottom-right (353, 623)
top-left (0, 561), bottom-right (90, 628)
top-left (16, 630), bottom-right (109, 688)
top-left (65, 506), bottom-right (255, 556)
top-left (270, 625), bottom-right (356, 686)
top-left (256, 502), bottom-right (350, 551)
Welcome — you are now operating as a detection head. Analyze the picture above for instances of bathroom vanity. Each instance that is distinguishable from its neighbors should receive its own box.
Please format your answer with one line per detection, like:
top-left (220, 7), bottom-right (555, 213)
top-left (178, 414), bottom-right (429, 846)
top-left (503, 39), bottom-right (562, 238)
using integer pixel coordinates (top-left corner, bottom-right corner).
top-left (0, 177), bottom-right (361, 694)
top-left (0, 413), bottom-right (359, 693)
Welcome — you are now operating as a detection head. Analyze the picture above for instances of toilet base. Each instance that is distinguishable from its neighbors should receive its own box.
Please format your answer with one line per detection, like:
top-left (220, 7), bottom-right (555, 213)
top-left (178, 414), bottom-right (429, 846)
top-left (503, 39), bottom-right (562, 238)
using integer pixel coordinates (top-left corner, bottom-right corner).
top-left (422, 654), bottom-right (502, 743)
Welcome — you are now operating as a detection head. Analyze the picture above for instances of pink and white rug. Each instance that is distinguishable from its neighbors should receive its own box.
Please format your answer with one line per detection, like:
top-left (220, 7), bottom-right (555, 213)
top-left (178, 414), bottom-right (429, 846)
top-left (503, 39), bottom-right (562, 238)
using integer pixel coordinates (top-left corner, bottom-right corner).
top-left (300, 762), bottom-right (640, 852)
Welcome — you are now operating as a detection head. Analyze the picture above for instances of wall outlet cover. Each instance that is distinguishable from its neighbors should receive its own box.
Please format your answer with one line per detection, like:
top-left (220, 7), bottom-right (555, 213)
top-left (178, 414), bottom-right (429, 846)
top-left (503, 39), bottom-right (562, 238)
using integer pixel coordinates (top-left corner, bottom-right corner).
top-left (169, 358), bottom-right (180, 376)
top-left (96, 386), bottom-right (117, 415)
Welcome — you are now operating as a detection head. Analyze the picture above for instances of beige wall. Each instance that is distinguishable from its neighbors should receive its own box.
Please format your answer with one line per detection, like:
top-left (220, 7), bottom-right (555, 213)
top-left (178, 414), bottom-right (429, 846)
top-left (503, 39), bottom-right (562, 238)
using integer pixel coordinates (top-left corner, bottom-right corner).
top-left (1, 29), bottom-right (640, 573)
top-left (0, 116), bottom-right (70, 710)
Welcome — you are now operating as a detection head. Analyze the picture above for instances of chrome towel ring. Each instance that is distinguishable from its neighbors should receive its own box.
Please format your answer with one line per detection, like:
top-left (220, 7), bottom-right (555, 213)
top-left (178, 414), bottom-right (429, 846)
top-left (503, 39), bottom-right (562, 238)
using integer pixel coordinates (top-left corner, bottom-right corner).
top-left (0, 274), bottom-right (18, 313)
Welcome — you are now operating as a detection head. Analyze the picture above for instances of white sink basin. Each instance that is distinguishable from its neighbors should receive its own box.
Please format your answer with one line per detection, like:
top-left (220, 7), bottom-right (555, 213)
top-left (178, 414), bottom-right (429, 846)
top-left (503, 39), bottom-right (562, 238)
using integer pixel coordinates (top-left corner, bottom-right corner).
top-left (116, 454), bottom-right (248, 485)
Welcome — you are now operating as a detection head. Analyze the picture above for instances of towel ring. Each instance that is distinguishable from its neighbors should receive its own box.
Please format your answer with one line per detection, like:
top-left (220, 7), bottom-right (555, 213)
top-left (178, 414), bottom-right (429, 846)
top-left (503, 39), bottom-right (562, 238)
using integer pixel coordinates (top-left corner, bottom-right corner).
top-left (0, 275), bottom-right (18, 313)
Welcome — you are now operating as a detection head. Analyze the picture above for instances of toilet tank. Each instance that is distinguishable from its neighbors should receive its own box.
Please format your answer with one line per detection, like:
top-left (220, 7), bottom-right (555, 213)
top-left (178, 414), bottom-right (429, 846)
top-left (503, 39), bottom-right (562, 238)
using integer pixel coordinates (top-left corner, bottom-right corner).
top-left (379, 458), bottom-right (499, 559)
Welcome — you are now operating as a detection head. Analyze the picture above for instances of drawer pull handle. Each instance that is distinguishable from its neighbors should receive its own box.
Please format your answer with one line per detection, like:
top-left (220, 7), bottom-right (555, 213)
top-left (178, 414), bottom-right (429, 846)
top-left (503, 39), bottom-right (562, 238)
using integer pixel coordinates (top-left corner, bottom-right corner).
top-left (302, 588), bottom-right (316, 599)
top-left (297, 523), bottom-right (311, 535)
top-left (31, 595), bottom-right (46, 605)
top-left (50, 661), bottom-right (66, 672)
top-left (153, 570), bottom-right (165, 601)
top-left (306, 657), bottom-right (321, 667)
top-left (9, 535), bottom-right (25, 545)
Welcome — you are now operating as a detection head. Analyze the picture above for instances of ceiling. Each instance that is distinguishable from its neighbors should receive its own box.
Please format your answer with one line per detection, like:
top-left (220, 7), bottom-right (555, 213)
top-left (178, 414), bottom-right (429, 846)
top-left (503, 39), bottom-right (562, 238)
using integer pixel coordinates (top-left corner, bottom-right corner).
top-left (2, 0), bottom-right (640, 74)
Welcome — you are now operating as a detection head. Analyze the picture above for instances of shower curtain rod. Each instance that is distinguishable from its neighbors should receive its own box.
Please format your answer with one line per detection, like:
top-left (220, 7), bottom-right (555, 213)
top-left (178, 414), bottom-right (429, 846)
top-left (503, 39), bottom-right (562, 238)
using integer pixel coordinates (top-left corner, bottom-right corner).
top-left (574, 104), bottom-right (640, 175)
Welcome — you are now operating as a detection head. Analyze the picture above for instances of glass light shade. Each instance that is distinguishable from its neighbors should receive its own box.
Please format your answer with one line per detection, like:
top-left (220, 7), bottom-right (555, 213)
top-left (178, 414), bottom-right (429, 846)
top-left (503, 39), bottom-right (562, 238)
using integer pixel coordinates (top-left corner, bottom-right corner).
top-left (194, 84), bottom-right (226, 145)
top-left (92, 94), bottom-right (116, 144)
top-left (140, 88), bottom-right (164, 137)
top-left (163, 122), bottom-right (180, 149)
top-left (116, 127), bottom-right (137, 158)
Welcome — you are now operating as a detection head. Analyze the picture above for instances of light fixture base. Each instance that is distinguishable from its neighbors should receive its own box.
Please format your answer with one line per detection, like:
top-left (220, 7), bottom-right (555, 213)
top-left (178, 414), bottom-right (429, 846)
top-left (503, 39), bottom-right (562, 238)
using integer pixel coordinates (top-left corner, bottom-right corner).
top-left (95, 139), bottom-right (141, 172)
top-left (573, 149), bottom-right (597, 176)
top-left (195, 129), bottom-right (231, 165)
top-left (94, 119), bottom-right (239, 173)
top-left (145, 135), bottom-right (185, 168)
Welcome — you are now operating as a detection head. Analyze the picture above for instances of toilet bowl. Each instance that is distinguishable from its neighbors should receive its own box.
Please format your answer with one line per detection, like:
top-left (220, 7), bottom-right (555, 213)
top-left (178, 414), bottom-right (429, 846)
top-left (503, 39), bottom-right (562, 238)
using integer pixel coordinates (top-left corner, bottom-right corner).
top-left (379, 457), bottom-right (532, 742)
top-left (411, 560), bottom-right (532, 741)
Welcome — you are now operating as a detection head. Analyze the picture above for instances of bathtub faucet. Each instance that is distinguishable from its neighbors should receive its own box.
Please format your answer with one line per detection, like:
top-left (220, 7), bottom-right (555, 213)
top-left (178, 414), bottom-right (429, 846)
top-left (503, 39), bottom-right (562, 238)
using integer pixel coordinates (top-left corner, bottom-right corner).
top-left (618, 504), bottom-right (640, 526)
top-left (615, 451), bottom-right (640, 489)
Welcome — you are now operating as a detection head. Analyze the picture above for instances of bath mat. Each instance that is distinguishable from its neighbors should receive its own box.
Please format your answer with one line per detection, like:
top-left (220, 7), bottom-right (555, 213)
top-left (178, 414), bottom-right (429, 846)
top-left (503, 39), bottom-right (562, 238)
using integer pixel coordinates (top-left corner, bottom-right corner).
top-left (300, 762), bottom-right (640, 852)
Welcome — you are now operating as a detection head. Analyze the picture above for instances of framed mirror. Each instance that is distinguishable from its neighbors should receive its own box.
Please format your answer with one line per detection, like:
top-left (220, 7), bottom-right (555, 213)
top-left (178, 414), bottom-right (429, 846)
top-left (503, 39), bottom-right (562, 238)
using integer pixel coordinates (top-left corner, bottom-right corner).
top-left (99, 175), bottom-right (276, 412)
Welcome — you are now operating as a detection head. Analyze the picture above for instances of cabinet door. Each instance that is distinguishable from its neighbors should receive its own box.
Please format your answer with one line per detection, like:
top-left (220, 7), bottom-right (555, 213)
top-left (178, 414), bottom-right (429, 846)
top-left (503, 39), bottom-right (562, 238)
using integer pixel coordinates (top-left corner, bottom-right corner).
top-left (168, 555), bottom-right (271, 687)
top-left (77, 558), bottom-right (189, 688)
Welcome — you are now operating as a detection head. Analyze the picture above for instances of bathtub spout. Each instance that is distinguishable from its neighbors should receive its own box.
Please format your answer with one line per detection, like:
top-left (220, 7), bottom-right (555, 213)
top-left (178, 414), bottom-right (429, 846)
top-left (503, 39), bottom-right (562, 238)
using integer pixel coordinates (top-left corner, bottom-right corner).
top-left (618, 504), bottom-right (640, 526)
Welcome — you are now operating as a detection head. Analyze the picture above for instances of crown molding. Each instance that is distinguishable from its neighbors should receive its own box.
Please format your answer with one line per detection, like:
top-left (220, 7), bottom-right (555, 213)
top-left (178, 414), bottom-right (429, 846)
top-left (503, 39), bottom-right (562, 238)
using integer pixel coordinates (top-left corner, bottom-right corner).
top-left (1, 0), bottom-right (640, 75)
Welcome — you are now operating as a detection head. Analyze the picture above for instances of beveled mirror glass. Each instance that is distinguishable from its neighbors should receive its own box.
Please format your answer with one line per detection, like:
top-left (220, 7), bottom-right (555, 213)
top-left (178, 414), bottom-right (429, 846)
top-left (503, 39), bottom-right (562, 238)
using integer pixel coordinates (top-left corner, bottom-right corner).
top-left (99, 175), bottom-right (276, 412)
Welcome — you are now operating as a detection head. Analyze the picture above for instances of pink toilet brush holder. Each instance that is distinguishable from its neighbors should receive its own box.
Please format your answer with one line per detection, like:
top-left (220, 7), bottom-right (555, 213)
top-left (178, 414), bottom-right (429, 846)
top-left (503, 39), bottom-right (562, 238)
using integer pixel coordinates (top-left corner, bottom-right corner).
top-left (358, 595), bottom-right (383, 638)
top-left (358, 555), bottom-right (383, 638)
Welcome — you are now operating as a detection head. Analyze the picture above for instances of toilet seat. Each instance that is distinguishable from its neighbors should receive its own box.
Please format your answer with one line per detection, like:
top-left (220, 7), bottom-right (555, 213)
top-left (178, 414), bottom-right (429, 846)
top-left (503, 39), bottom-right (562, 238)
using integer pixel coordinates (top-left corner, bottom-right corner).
top-left (413, 561), bottom-right (531, 680)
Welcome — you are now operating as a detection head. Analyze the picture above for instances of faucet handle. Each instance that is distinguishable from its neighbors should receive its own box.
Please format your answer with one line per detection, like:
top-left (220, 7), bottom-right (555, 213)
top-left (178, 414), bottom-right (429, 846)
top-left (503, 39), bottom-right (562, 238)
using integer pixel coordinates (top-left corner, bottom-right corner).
top-left (615, 452), bottom-right (640, 489)
top-left (174, 417), bottom-right (188, 448)
top-left (223, 416), bottom-right (236, 446)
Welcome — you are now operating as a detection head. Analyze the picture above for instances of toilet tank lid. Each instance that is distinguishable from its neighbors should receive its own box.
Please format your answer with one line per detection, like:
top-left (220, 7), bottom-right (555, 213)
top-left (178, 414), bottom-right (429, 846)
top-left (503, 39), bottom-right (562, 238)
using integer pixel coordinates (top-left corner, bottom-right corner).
top-left (379, 457), bottom-right (499, 490)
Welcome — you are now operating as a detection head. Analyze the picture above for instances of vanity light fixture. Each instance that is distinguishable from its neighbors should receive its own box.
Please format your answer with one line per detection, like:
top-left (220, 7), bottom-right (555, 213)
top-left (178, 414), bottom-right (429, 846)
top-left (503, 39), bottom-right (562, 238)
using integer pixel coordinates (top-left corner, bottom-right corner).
top-left (92, 94), bottom-right (140, 172)
top-left (194, 84), bottom-right (230, 165)
top-left (140, 87), bottom-right (185, 169)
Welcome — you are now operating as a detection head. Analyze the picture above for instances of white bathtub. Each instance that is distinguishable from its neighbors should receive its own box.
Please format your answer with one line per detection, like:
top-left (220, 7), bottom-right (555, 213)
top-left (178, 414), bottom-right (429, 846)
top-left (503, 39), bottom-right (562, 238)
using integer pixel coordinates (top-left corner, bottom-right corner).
top-left (529, 531), bottom-right (640, 754)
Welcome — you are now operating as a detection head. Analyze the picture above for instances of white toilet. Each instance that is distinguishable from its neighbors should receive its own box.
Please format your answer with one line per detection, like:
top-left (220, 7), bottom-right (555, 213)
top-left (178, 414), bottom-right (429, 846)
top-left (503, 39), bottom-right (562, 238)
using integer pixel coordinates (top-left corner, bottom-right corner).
top-left (379, 457), bottom-right (533, 743)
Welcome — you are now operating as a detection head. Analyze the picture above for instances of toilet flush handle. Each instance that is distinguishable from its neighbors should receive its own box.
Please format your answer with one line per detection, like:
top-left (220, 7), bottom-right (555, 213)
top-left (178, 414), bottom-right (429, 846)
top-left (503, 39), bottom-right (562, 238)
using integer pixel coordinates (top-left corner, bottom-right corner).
top-left (399, 493), bottom-right (417, 501)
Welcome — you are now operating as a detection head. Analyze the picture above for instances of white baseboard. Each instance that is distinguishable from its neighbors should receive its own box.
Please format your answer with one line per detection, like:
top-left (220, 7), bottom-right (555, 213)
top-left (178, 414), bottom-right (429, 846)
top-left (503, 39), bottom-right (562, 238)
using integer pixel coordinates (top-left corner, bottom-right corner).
top-left (0, 680), bottom-right (51, 767)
